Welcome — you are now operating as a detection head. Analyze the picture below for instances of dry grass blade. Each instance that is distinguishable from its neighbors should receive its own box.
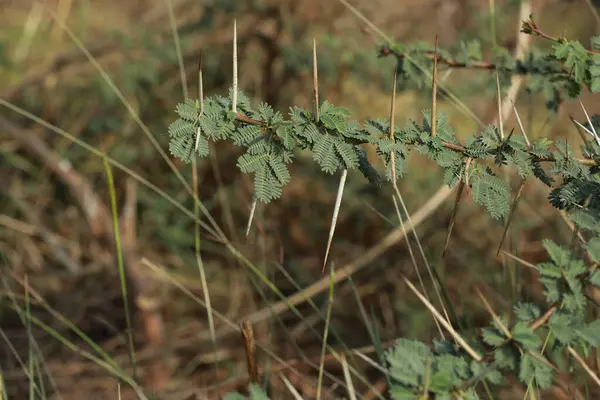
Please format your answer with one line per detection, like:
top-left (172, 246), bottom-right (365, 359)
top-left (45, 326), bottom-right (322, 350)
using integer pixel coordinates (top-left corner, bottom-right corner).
top-left (336, 0), bottom-right (393, 43)
top-left (497, 179), bottom-right (526, 256)
top-left (500, 250), bottom-right (537, 270)
top-left (340, 354), bottom-right (357, 400)
top-left (280, 374), bottom-right (304, 400)
top-left (443, 179), bottom-right (465, 257)
top-left (567, 346), bottom-right (600, 387)
top-left (578, 99), bottom-right (600, 146)
top-left (401, 274), bottom-right (482, 361)
top-left (475, 287), bottom-right (511, 338)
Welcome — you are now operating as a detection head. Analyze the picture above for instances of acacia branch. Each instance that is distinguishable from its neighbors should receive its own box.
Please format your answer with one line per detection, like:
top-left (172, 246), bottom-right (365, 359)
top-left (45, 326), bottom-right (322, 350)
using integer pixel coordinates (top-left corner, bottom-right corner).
top-left (521, 17), bottom-right (600, 56)
top-left (378, 45), bottom-right (510, 71)
top-left (231, 112), bottom-right (599, 167)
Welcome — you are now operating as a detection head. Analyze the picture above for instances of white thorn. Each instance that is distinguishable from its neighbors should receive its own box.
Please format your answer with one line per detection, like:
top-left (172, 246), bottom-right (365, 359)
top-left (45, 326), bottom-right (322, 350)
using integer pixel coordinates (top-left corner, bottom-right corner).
top-left (323, 169), bottom-right (348, 272)
top-left (578, 99), bottom-right (600, 146)
top-left (573, 119), bottom-right (598, 141)
top-left (194, 126), bottom-right (201, 152)
top-left (232, 18), bottom-right (238, 114)
top-left (510, 100), bottom-right (530, 147)
top-left (496, 70), bottom-right (504, 140)
top-left (245, 197), bottom-right (257, 240)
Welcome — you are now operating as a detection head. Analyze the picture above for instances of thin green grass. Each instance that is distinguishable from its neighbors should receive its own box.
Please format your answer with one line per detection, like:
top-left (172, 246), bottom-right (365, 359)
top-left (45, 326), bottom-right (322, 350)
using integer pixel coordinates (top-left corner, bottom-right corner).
top-left (16, 309), bottom-right (148, 400)
top-left (102, 157), bottom-right (138, 381)
top-left (348, 276), bottom-right (391, 389)
top-left (316, 266), bottom-right (335, 400)
top-left (0, 264), bottom-right (62, 399)
top-left (24, 277), bottom-right (39, 400)
top-left (1, 367), bottom-right (7, 400)
top-left (0, 327), bottom-right (39, 398)
top-left (2, 266), bottom-right (144, 396)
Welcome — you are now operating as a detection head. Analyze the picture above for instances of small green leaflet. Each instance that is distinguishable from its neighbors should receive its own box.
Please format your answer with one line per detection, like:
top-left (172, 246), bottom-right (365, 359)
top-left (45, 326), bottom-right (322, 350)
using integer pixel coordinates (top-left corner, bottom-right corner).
top-left (518, 352), bottom-right (553, 389)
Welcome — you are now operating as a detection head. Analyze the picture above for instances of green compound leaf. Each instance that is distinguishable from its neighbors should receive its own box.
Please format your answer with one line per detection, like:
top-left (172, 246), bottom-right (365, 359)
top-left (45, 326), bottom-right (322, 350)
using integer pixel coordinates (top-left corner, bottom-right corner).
top-left (514, 303), bottom-right (541, 324)
top-left (469, 167), bottom-right (510, 219)
top-left (586, 236), bottom-right (600, 263)
top-left (576, 320), bottom-right (600, 346)
top-left (511, 323), bottom-right (541, 350)
top-left (482, 326), bottom-right (507, 347)
top-left (518, 352), bottom-right (553, 390)
top-left (386, 338), bottom-right (433, 388)
top-left (549, 312), bottom-right (577, 344)
top-left (542, 239), bottom-right (571, 266)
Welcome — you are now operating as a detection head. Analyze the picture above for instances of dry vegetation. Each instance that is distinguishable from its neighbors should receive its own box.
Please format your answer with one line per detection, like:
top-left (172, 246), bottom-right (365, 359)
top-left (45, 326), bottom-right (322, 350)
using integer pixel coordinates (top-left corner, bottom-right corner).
top-left (1, 0), bottom-right (600, 399)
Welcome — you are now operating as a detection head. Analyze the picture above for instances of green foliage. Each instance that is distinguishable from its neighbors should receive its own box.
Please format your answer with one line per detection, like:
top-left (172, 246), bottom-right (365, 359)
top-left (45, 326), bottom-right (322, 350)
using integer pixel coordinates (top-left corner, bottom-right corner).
top-left (385, 339), bottom-right (495, 399)
top-left (223, 383), bottom-right (270, 400)
top-left (167, 83), bottom-right (600, 226)
top-left (166, 18), bottom-right (600, 398)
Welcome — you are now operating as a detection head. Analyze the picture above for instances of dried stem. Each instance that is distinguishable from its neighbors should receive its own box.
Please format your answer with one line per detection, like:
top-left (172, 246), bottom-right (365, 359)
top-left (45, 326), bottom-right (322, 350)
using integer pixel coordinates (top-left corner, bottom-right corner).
top-left (241, 320), bottom-right (259, 384)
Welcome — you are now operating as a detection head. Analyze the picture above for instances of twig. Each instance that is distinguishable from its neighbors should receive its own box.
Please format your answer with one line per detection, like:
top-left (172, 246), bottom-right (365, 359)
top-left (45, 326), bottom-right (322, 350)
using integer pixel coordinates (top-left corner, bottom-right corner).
top-left (227, 112), bottom-right (598, 166)
top-left (379, 46), bottom-right (517, 71)
top-left (521, 16), bottom-right (600, 55)
top-left (401, 274), bottom-right (482, 362)
top-left (241, 320), bottom-right (258, 384)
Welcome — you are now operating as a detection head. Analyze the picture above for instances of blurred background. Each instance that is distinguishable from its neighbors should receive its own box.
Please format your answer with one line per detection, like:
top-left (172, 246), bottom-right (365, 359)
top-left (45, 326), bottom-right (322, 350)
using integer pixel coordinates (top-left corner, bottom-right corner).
top-left (1, 0), bottom-right (599, 399)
